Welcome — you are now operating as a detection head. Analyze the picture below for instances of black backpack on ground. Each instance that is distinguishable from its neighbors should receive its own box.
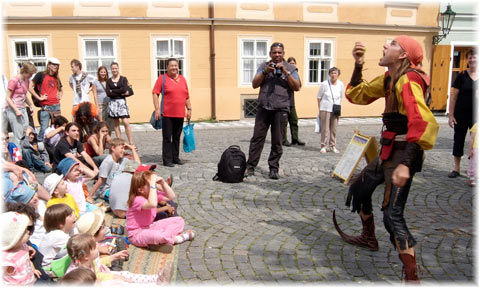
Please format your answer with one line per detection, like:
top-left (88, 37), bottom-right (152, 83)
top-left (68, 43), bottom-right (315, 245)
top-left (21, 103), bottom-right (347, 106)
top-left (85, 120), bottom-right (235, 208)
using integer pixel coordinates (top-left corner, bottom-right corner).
top-left (213, 145), bottom-right (246, 183)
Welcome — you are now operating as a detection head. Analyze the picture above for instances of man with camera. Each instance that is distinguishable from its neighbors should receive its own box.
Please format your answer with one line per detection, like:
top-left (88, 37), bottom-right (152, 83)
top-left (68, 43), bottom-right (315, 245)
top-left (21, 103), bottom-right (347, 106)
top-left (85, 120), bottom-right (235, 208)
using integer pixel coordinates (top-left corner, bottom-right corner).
top-left (245, 42), bottom-right (301, 180)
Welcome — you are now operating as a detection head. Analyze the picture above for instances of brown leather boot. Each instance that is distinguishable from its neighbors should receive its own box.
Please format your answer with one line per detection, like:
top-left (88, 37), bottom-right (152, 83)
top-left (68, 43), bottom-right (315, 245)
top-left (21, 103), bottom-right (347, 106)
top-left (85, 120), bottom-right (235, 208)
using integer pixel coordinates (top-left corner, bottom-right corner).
top-left (333, 210), bottom-right (379, 251)
top-left (399, 253), bottom-right (420, 282)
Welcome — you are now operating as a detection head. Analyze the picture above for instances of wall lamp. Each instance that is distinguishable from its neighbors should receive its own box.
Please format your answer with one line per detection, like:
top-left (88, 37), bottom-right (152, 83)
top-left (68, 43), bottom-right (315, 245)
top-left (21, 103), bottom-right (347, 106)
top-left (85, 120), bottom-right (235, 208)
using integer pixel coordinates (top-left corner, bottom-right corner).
top-left (433, 4), bottom-right (456, 45)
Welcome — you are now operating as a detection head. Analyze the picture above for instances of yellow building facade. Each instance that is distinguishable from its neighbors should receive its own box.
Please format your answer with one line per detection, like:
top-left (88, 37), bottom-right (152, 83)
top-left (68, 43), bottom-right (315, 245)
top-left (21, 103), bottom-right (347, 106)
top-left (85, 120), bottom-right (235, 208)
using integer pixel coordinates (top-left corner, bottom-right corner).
top-left (3, 1), bottom-right (440, 123)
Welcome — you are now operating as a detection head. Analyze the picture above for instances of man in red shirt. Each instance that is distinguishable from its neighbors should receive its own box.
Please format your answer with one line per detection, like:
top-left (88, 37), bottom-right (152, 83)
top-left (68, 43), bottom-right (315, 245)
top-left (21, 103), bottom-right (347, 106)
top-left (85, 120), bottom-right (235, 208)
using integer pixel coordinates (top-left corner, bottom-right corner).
top-left (29, 57), bottom-right (63, 141)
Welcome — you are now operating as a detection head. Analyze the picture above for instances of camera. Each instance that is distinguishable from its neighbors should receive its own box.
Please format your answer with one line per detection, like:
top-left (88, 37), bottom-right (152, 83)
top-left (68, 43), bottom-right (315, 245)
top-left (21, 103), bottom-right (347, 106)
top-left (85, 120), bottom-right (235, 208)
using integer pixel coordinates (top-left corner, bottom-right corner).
top-left (270, 62), bottom-right (283, 76)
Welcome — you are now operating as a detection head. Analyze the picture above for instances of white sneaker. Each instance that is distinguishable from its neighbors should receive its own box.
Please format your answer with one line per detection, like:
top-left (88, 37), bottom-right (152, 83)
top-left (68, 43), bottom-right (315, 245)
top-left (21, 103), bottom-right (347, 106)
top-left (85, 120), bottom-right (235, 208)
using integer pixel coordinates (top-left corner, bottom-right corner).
top-left (332, 147), bottom-right (340, 154)
top-left (320, 147), bottom-right (327, 153)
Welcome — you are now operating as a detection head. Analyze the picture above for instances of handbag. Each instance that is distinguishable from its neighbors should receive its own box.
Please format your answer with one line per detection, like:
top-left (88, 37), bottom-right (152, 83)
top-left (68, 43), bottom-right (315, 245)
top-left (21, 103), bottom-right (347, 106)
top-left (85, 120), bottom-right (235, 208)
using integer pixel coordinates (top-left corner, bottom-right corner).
top-left (328, 80), bottom-right (341, 117)
top-left (150, 74), bottom-right (165, 130)
top-left (126, 84), bottom-right (134, 97)
top-left (314, 113), bottom-right (321, 133)
top-left (182, 119), bottom-right (196, 153)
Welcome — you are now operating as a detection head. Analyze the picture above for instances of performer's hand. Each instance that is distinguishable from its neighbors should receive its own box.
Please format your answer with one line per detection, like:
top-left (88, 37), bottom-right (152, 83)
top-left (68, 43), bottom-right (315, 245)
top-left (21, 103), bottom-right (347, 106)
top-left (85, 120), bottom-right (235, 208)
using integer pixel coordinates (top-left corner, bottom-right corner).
top-left (448, 115), bottom-right (457, 128)
top-left (352, 42), bottom-right (366, 64)
top-left (392, 164), bottom-right (410, 187)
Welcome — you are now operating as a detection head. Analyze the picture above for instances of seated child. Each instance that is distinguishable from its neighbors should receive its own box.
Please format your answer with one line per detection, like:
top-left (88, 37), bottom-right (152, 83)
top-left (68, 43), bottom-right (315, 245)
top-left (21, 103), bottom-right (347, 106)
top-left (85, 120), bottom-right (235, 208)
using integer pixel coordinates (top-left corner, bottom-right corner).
top-left (5, 202), bottom-right (52, 283)
top-left (88, 138), bottom-right (140, 203)
top-left (1, 211), bottom-right (39, 285)
top-left (38, 204), bottom-right (76, 267)
top-left (75, 209), bottom-right (128, 270)
top-left (126, 171), bottom-right (195, 250)
top-left (44, 115), bottom-right (69, 162)
top-left (86, 122), bottom-right (111, 167)
top-left (135, 165), bottom-right (178, 221)
top-left (59, 267), bottom-right (97, 285)
top-left (44, 173), bottom-right (80, 218)
top-left (66, 233), bottom-right (171, 284)
top-left (57, 157), bottom-right (98, 215)
top-left (21, 127), bottom-right (52, 173)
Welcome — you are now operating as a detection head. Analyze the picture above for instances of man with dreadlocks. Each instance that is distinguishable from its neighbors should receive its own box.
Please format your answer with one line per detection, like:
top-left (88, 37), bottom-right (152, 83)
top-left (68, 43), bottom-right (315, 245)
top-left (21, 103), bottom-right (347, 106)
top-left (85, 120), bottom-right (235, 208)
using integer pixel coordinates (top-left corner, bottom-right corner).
top-left (332, 35), bottom-right (439, 282)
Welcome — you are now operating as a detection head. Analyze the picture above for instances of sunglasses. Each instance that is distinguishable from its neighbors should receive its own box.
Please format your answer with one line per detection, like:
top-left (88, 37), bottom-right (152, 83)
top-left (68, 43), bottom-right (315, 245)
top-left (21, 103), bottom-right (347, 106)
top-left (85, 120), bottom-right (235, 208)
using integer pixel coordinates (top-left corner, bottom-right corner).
top-left (26, 225), bottom-right (34, 236)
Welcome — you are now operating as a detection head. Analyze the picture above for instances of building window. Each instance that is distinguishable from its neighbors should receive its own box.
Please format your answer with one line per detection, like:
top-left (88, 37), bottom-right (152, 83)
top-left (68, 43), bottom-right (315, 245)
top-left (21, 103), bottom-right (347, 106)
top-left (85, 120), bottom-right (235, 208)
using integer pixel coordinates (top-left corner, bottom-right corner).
top-left (244, 98), bottom-right (258, 118)
top-left (12, 38), bottom-right (48, 74)
top-left (154, 38), bottom-right (186, 78)
top-left (307, 40), bottom-right (334, 84)
top-left (241, 39), bottom-right (269, 85)
top-left (82, 38), bottom-right (116, 76)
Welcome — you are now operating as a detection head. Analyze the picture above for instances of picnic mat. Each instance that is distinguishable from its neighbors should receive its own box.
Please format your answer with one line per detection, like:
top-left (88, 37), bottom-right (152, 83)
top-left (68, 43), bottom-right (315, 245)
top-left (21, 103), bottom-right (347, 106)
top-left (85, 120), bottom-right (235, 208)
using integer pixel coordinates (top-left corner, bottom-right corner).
top-left (104, 211), bottom-right (178, 282)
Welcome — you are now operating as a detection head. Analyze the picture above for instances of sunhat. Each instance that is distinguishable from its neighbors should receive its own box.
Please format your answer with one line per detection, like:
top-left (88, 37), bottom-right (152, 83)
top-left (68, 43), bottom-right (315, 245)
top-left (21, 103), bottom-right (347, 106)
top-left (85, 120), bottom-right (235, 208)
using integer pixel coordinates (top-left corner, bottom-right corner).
top-left (2, 212), bottom-right (30, 251)
top-left (57, 158), bottom-right (79, 178)
top-left (76, 209), bottom-right (105, 236)
top-left (43, 173), bottom-right (63, 195)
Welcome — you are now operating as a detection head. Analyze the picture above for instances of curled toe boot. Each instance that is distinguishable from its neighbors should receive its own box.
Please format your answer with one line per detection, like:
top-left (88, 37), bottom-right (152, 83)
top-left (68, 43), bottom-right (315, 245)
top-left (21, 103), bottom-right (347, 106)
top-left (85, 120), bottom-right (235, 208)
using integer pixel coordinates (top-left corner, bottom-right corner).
top-left (333, 210), bottom-right (379, 251)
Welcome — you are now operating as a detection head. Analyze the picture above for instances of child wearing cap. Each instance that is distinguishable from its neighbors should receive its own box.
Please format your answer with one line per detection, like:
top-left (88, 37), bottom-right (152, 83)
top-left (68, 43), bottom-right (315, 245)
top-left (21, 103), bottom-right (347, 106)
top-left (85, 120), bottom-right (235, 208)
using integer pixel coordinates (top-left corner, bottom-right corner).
top-left (57, 157), bottom-right (98, 214)
top-left (44, 173), bottom-right (80, 218)
top-left (39, 203), bottom-right (76, 267)
top-left (2, 211), bottom-right (40, 285)
top-left (88, 138), bottom-right (140, 203)
top-left (75, 209), bottom-right (128, 269)
top-left (21, 126), bottom-right (52, 172)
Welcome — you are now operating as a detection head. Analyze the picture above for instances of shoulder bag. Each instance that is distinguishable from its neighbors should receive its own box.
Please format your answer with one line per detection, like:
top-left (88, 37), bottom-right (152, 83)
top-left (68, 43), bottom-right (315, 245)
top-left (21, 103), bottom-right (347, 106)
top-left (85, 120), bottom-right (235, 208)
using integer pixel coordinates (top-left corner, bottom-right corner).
top-left (328, 80), bottom-right (341, 117)
top-left (150, 74), bottom-right (165, 130)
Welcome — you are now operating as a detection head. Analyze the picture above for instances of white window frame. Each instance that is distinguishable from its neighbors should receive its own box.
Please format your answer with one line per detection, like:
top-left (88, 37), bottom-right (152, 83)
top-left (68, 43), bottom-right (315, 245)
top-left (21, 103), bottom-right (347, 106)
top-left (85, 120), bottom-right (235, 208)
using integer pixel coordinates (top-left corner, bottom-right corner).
top-left (10, 37), bottom-right (49, 75)
top-left (152, 36), bottom-right (188, 80)
top-left (81, 37), bottom-right (117, 77)
top-left (238, 37), bottom-right (271, 86)
top-left (305, 38), bottom-right (335, 85)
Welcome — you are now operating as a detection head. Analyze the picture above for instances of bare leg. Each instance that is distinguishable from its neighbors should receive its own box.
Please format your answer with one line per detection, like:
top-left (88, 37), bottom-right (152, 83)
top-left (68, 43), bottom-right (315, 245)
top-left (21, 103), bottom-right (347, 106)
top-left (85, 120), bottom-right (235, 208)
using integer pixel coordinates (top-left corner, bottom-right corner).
top-left (453, 156), bottom-right (461, 172)
top-left (113, 118), bottom-right (121, 139)
top-left (122, 118), bottom-right (133, 145)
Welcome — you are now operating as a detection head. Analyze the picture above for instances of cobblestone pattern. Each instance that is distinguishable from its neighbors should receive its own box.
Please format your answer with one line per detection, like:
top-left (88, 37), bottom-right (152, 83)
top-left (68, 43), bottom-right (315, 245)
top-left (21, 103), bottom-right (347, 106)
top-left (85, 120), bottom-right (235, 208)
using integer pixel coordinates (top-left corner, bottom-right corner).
top-left (36, 116), bottom-right (472, 284)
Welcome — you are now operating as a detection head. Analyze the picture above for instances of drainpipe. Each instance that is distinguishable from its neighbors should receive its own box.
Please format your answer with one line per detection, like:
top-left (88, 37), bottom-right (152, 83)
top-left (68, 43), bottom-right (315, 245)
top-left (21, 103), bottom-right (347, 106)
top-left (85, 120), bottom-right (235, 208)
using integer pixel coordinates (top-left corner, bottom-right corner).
top-left (209, 1), bottom-right (216, 120)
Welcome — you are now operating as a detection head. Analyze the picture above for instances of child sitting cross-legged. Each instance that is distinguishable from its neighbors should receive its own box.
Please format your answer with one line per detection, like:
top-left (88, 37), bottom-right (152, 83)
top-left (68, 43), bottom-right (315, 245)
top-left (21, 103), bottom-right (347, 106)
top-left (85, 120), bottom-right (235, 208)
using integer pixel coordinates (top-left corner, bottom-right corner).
top-left (75, 209), bottom-right (128, 270)
top-left (1, 211), bottom-right (40, 285)
top-left (126, 170), bottom-right (195, 251)
top-left (38, 204), bottom-right (76, 268)
top-left (44, 173), bottom-right (80, 219)
top-left (57, 157), bottom-right (99, 215)
top-left (66, 233), bottom-right (171, 284)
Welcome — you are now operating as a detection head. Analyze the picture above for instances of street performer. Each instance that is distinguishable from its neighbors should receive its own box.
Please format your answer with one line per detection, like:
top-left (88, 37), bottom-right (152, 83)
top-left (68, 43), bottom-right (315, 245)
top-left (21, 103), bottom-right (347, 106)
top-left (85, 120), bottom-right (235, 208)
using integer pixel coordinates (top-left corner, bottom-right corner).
top-left (333, 35), bottom-right (439, 282)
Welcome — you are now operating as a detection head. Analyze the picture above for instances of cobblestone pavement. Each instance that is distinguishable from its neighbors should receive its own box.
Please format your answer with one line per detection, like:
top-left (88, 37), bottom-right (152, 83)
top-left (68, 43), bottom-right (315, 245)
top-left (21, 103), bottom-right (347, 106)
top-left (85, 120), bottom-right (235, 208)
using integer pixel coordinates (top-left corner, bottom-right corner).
top-left (54, 116), bottom-right (474, 284)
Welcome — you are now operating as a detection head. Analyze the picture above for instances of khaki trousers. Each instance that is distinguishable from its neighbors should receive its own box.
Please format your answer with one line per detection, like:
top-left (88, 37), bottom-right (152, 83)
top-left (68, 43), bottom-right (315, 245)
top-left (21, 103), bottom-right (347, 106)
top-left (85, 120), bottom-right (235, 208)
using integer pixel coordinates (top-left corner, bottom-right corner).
top-left (319, 110), bottom-right (338, 148)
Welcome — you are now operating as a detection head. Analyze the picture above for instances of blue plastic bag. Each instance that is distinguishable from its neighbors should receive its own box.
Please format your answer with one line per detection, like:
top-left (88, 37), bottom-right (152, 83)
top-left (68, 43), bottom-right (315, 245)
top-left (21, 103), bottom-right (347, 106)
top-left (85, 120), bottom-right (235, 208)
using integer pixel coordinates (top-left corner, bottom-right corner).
top-left (183, 121), bottom-right (195, 153)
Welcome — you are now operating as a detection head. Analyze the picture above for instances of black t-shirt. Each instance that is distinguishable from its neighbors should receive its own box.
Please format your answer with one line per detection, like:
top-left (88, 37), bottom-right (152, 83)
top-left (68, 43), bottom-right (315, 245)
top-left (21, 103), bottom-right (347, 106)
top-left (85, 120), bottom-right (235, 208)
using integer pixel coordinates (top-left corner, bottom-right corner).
top-left (452, 70), bottom-right (476, 120)
top-left (53, 137), bottom-right (84, 165)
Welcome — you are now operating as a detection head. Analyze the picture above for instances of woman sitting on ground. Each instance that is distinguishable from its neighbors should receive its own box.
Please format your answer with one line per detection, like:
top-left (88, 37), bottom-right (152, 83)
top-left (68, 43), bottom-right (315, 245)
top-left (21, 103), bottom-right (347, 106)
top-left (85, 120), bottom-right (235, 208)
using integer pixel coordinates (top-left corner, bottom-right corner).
top-left (72, 102), bottom-right (97, 143)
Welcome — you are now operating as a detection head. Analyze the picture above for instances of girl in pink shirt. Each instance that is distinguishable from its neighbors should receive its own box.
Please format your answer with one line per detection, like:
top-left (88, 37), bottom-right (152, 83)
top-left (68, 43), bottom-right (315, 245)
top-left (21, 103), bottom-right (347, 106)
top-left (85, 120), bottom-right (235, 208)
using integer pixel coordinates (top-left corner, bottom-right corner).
top-left (2, 212), bottom-right (40, 285)
top-left (126, 170), bottom-right (194, 249)
top-left (5, 62), bottom-right (37, 150)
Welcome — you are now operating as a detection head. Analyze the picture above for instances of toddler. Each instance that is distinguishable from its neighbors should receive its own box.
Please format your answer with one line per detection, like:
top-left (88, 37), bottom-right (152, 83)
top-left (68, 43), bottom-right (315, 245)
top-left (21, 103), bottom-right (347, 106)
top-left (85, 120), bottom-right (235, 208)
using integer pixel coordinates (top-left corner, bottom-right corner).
top-left (66, 233), bottom-right (171, 283)
top-left (2, 211), bottom-right (39, 285)
top-left (126, 170), bottom-right (194, 250)
top-left (59, 267), bottom-right (97, 285)
top-left (44, 172), bottom-right (80, 218)
top-left (57, 157), bottom-right (98, 214)
top-left (38, 203), bottom-right (76, 267)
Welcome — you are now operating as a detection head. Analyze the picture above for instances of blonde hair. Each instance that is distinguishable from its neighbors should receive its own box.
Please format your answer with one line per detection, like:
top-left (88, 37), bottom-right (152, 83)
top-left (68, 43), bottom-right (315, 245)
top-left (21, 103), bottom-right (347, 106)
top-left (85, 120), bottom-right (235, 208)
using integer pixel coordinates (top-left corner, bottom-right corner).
top-left (109, 138), bottom-right (125, 150)
top-left (67, 233), bottom-right (97, 262)
top-left (127, 170), bottom-right (154, 207)
top-left (20, 62), bottom-right (37, 75)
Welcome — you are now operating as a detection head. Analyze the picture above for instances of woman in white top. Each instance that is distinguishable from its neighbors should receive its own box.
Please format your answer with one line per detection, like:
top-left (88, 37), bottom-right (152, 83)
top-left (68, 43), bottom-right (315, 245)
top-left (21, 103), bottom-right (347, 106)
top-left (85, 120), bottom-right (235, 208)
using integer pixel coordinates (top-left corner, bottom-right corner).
top-left (93, 66), bottom-right (114, 131)
top-left (317, 67), bottom-right (344, 153)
